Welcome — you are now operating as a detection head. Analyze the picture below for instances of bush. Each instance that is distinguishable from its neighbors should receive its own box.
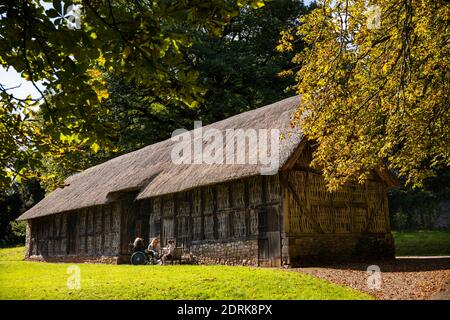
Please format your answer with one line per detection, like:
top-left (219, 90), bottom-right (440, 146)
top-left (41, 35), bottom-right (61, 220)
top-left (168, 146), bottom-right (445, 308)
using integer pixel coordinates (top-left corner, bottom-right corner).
top-left (389, 189), bottom-right (439, 231)
top-left (1, 221), bottom-right (27, 246)
top-left (392, 210), bottom-right (408, 230)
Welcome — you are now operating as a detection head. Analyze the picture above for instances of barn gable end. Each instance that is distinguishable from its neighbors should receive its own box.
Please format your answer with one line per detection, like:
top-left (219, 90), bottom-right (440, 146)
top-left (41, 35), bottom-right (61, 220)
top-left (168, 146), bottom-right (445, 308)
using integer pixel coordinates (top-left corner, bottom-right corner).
top-left (280, 142), bottom-right (395, 265)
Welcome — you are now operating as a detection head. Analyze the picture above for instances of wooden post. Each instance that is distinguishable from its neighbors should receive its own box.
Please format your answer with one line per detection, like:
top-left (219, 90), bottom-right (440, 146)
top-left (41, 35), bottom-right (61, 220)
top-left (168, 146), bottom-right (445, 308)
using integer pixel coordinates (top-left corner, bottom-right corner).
top-left (92, 207), bottom-right (97, 254)
top-left (159, 197), bottom-right (164, 244)
top-left (213, 186), bottom-right (218, 240)
top-left (280, 172), bottom-right (289, 234)
top-left (259, 176), bottom-right (268, 235)
top-left (188, 191), bottom-right (193, 247)
top-left (84, 209), bottom-right (88, 254)
top-left (52, 214), bottom-right (56, 256)
top-left (174, 194), bottom-right (178, 243)
top-left (227, 183), bottom-right (233, 239)
top-left (200, 188), bottom-right (205, 240)
top-left (101, 206), bottom-right (105, 254)
top-left (244, 179), bottom-right (250, 236)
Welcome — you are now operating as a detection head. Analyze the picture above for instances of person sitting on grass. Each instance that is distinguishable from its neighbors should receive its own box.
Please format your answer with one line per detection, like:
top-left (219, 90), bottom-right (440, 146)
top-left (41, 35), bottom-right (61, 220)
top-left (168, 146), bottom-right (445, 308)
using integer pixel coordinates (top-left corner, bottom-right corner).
top-left (161, 239), bottom-right (175, 265)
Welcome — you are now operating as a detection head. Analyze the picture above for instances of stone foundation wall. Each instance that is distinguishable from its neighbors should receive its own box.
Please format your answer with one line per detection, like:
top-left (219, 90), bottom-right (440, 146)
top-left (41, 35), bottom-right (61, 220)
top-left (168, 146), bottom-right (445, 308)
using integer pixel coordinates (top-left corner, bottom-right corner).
top-left (287, 233), bottom-right (395, 266)
top-left (190, 239), bottom-right (259, 266)
top-left (281, 234), bottom-right (290, 266)
top-left (25, 222), bottom-right (31, 258)
top-left (26, 254), bottom-right (119, 264)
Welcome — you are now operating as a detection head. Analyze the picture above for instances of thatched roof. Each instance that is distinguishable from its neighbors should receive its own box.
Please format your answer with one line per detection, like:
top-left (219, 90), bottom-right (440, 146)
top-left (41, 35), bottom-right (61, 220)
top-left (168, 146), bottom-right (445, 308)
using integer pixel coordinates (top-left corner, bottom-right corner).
top-left (18, 96), bottom-right (304, 220)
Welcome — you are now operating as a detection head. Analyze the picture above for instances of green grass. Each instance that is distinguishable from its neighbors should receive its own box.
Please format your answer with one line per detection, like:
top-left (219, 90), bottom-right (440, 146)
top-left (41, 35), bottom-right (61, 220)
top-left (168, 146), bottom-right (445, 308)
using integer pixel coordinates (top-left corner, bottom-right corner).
top-left (393, 230), bottom-right (450, 256)
top-left (0, 247), bottom-right (371, 300)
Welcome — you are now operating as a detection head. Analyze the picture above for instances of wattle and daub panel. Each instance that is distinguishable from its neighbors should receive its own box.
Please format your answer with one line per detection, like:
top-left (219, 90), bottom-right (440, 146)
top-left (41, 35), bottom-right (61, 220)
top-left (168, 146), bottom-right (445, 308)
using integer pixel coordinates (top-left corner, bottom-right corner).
top-left (30, 203), bottom-right (121, 257)
top-left (286, 170), bottom-right (389, 235)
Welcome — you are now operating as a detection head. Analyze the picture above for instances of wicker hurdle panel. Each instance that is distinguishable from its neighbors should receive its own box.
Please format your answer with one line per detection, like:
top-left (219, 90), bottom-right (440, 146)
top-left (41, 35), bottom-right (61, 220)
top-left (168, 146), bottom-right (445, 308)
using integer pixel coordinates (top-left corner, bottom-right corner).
top-left (248, 176), bottom-right (263, 206)
top-left (78, 210), bottom-right (87, 254)
top-left (217, 210), bottom-right (230, 239)
top-left (231, 179), bottom-right (246, 208)
top-left (266, 174), bottom-right (281, 203)
top-left (216, 183), bottom-right (230, 211)
top-left (287, 171), bottom-right (314, 233)
top-left (248, 208), bottom-right (259, 235)
top-left (232, 209), bottom-right (247, 238)
top-left (191, 189), bottom-right (202, 240)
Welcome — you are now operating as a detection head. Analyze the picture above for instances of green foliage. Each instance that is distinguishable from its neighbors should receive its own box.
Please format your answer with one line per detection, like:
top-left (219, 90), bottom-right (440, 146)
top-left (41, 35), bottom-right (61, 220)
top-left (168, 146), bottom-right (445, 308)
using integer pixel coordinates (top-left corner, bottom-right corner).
top-left (0, 0), bottom-right (265, 189)
top-left (389, 189), bottom-right (439, 230)
top-left (0, 180), bottom-right (44, 245)
top-left (0, 247), bottom-right (371, 300)
top-left (389, 168), bottom-right (449, 231)
top-left (393, 231), bottom-right (450, 256)
top-left (36, 0), bottom-right (314, 188)
top-left (278, 0), bottom-right (449, 190)
top-left (189, 0), bottom-right (312, 122)
top-left (4, 221), bottom-right (27, 245)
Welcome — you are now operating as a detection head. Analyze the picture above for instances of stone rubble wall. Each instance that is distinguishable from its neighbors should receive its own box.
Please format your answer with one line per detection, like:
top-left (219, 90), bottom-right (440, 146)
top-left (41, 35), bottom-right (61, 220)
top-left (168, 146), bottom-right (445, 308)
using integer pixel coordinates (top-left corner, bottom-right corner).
top-left (287, 233), bottom-right (395, 266)
top-left (190, 239), bottom-right (259, 266)
top-left (26, 254), bottom-right (119, 264)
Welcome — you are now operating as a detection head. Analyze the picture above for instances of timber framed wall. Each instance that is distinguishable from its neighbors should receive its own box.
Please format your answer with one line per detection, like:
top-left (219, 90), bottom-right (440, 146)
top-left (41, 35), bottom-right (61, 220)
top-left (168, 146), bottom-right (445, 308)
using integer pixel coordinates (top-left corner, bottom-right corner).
top-left (26, 203), bottom-right (122, 263)
top-left (281, 143), bottom-right (395, 265)
top-left (131, 174), bottom-right (283, 266)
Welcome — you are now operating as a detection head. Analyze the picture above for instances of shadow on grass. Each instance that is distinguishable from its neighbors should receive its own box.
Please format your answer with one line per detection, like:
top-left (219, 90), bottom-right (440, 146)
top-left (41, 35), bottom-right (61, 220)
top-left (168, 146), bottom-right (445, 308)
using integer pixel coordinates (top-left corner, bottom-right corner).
top-left (294, 257), bottom-right (450, 273)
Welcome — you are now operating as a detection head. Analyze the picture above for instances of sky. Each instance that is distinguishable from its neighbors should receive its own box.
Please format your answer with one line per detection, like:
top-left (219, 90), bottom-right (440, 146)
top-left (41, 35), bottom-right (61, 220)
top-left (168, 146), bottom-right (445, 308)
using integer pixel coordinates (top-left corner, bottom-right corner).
top-left (1, 0), bottom-right (54, 100)
top-left (0, 66), bottom-right (45, 100)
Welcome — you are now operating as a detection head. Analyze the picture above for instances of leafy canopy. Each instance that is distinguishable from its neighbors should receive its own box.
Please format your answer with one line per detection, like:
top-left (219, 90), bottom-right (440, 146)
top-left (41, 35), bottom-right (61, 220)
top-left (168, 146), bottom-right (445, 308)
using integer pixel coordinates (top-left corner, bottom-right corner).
top-left (0, 0), bottom-right (264, 189)
top-left (189, 0), bottom-right (311, 123)
top-left (278, 0), bottom-right (449, 189)
top-left (34, 0), bottom-right (312, 190)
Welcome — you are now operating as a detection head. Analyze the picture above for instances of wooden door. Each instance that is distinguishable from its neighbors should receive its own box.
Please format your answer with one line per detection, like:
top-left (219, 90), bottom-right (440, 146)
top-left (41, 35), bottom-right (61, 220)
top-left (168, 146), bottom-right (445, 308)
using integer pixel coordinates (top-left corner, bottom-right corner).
top-left (258, 205), bottom-right (281, 267)
top-left (267, 205), bottom-right (281, 266)
top-left (267, 231), bottom-right (281, 267)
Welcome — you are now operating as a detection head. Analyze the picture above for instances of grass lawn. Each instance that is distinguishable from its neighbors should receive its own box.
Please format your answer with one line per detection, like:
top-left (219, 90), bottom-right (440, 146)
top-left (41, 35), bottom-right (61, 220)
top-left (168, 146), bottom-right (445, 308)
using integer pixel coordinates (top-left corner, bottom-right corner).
top-left (393, 230), bottom-right (450, 256)
top-left (0, 246), bottom-right (371, 300)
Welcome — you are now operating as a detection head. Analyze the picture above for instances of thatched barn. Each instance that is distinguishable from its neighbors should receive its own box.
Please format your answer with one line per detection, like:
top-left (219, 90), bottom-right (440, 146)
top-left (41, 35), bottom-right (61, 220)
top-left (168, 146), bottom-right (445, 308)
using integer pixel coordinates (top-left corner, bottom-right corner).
top-left (17, 96), bottom-right (396, 266)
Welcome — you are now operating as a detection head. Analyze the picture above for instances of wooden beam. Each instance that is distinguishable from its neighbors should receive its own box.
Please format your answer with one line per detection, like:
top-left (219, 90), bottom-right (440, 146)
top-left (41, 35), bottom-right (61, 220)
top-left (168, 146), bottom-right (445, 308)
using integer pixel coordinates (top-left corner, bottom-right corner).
top-left (174, 194), bottom-right (178, 242)
top-left (281, 140), bottom-right (307, 171)
top-left (84, 209), bottom-right (88, 254)
top-left (213, 186), bottom-right (218, 240)
top-left (244, 179), bottom-right (250, 237)
top-left (52, 214), bottom-right (56, 255)
top-left (200, 188), bottom-right (205, 240)
top-left (280, 172), bottom-right (290, 234)
top-left (159, 197), bottom-right (163, 243)
top-left (188, 191), bottom-right (193, 247)
top-left (101, 207), bottom-right (105, 254)
top-left (259, 176), bottom-right (268, 235)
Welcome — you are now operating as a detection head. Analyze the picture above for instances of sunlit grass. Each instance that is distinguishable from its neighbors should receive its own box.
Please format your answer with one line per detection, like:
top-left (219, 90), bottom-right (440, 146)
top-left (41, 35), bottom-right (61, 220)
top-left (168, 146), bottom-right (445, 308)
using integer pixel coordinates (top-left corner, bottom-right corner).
top-left (0, 246), bottom-right (371, 300)
top-left (393, 230), bottom-right (450, 256)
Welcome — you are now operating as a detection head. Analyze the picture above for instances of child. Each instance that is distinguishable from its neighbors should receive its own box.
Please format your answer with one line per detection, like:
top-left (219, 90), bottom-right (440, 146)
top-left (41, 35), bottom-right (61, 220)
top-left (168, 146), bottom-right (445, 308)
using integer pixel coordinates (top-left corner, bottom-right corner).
top-left (161, 239), bottom-right (175, 265)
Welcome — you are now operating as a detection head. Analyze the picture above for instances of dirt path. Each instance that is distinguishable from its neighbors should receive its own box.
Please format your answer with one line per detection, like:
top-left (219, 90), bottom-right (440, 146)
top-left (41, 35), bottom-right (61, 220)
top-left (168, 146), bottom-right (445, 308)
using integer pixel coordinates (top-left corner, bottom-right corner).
top-left (287, 257), bottom-right (450, 300)
top-left (429, 277), bottom-right (450, 300)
